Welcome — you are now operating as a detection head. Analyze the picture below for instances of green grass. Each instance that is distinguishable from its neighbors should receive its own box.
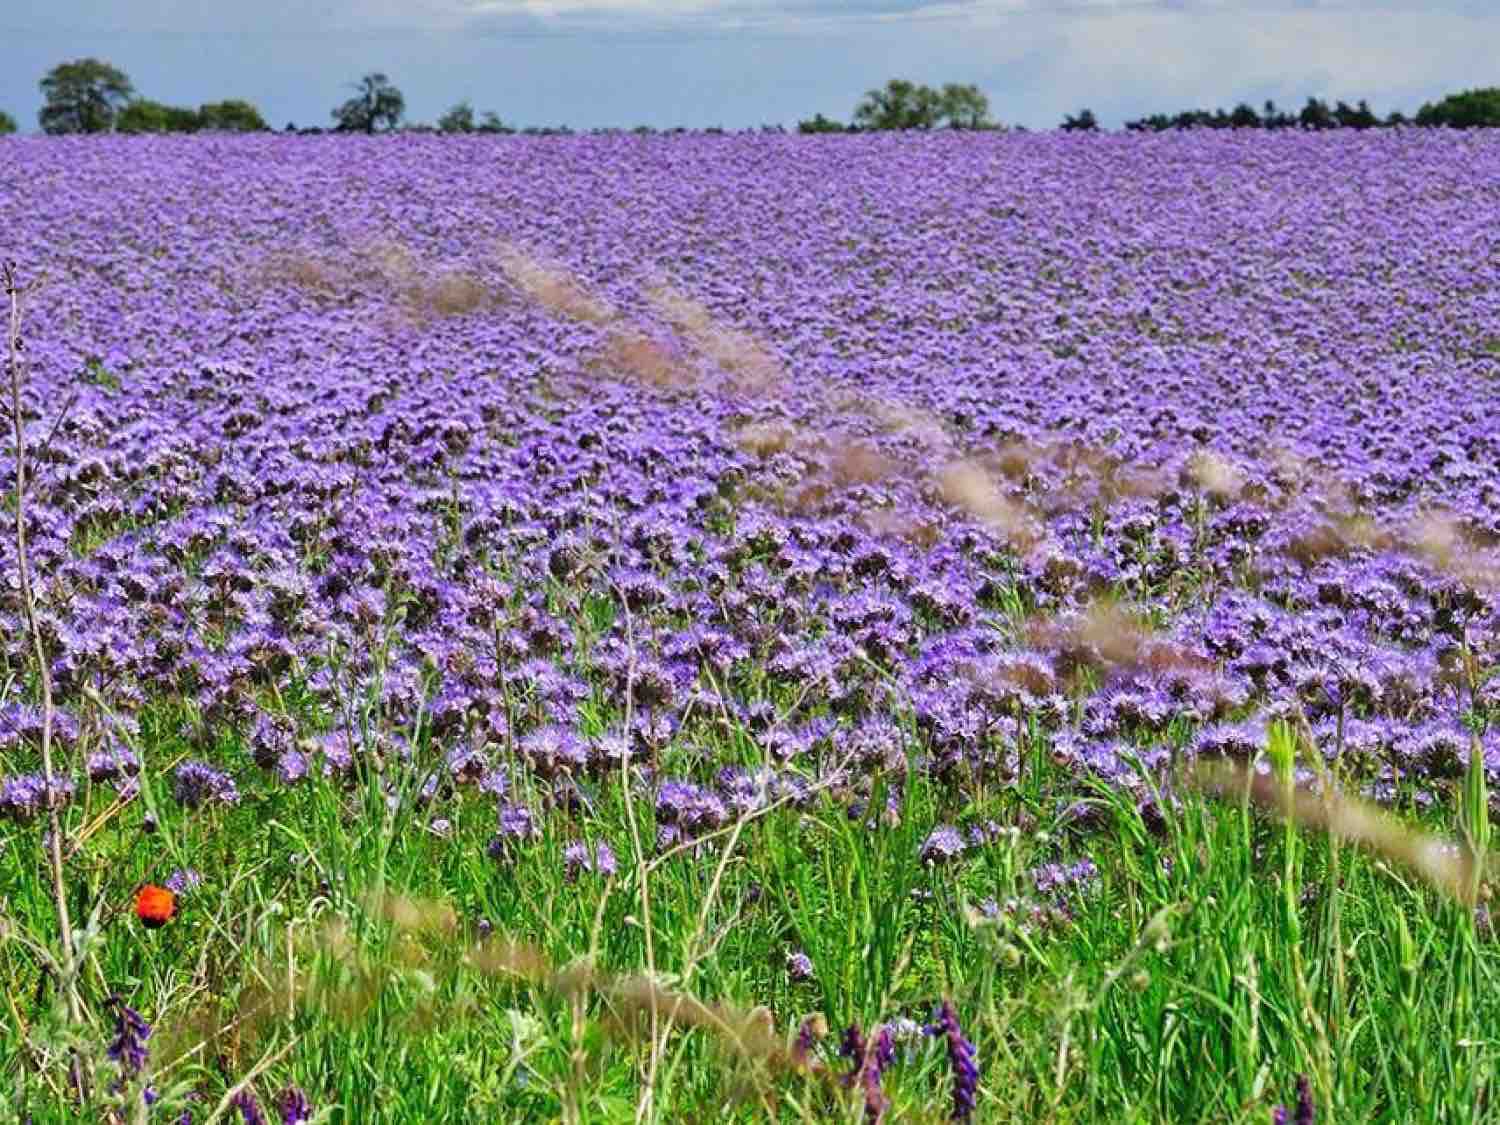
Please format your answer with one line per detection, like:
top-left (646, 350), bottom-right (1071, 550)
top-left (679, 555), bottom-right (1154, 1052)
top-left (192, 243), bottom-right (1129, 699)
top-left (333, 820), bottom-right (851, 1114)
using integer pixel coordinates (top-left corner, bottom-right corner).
top-left (5, 681), bottom-right (1500, 1123)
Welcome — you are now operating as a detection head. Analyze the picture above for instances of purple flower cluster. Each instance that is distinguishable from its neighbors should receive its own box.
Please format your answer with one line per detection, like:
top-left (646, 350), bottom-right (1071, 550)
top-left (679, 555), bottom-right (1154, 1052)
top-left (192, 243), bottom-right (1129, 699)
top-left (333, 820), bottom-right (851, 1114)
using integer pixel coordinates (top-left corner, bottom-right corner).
top-left (107, 998), bottom-right (152, 1078)
top-left (0, 131), bottom-right (1493, 882)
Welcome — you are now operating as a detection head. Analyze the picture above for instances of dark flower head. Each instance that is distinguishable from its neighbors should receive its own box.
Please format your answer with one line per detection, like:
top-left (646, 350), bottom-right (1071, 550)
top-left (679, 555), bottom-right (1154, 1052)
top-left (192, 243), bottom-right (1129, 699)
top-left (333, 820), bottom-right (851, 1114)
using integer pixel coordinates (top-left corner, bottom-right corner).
top-left (1294, 1074), bottom-right (1314, 1125)
top-left (928, 999), bottom-right (979, 1122)
top-left (919, 825), bottom-right (966, 865)
top-left (275, 1085), bottom-right (312, 1125)
top-left (107, 998), bottom-right (152, 1078)
top-left (231, 1087), bottom-right (266, 1125)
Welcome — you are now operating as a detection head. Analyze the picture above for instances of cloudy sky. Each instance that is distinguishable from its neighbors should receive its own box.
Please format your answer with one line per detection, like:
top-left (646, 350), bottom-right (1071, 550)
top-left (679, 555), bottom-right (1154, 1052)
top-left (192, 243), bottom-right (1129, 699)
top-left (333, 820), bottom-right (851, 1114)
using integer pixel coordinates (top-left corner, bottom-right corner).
top-left (0, 0), bottom-right (1494, 131)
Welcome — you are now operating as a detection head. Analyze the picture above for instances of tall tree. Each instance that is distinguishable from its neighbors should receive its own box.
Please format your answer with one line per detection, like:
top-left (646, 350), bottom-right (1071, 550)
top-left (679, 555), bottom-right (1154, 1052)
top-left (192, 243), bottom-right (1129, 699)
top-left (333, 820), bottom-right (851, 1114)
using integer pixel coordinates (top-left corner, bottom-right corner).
top-left (1229, 102), bottom-right (1261, 128)
top-left (0, 110), bottom-right (16, 135)
top-left (1415, 87), bottom-right (1500, 128)
top-left (1060, 108), bottom-right (1099, 132)
top-left (438, 101), bottom-right (476, 134)
top-left (1298, 97), bottom-right (1336, 130)
top-left (332, 73), bottom-right (405, 133)
top-left (853, 79), bottom-right (942, 131)
top-left (38, 58), bottom-right (135, 134)
top-left (116, 99), bottom-right (200, 134)
top-left (197, 100), bottom-right (268, 132)
top-left (938, 84), bottom-right (992, 129)
top-left (797, 113), bottom-right (846, 134)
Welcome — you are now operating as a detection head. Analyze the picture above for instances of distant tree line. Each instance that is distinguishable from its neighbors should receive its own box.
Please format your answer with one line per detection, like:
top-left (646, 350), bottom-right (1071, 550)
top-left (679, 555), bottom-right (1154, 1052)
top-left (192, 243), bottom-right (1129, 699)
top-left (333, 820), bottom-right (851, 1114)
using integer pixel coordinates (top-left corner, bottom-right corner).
top-left (7, 59), bottom-right (1498, 137)
top-left (28, 59), bottom-right (269, 134)
top-left (1067, 88), bottom-right (1500, 132)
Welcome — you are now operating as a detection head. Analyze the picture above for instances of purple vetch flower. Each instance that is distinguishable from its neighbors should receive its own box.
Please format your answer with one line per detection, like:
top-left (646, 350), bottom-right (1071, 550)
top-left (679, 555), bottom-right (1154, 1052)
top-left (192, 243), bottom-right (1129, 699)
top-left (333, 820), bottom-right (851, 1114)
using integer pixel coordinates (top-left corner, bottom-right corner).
top-left (928, 999), bottom-right (979, 1122)
top-left (172, 760), bottom-right (240, 809)
top-left (274, 1086), bottom-right (312, 1125)
top-left (1294, 1074), bottom-right (1314, 1125)
top-left (107, 998), bottom-right (152, 1078)
top-left (919, 825), bottom-right (967, 865)
top-left (230, 1087), bottom-right (266, 1125)
top-left (838, 1023), bottom-right (868, 1088)
top-left (786, 950), bottom-right (815, 982)
top-left (791, 1016), bottom-right (822, 1069)
top-left (838, 1020), bottom-right (891, 1121)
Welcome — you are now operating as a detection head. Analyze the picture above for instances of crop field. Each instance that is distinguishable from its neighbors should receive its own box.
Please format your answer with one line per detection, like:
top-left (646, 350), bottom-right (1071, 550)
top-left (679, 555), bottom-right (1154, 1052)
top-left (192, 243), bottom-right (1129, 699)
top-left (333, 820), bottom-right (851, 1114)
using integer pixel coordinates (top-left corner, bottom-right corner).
top-left (2, 130), bottom-right (1500, 1122)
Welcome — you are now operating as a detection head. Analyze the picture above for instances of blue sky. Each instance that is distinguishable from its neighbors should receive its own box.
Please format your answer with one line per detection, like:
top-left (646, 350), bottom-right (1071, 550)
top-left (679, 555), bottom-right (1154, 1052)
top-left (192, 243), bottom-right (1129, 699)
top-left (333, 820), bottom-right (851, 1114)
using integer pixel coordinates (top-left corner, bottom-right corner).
top-left (0, 1), bottom-right (1494, 131)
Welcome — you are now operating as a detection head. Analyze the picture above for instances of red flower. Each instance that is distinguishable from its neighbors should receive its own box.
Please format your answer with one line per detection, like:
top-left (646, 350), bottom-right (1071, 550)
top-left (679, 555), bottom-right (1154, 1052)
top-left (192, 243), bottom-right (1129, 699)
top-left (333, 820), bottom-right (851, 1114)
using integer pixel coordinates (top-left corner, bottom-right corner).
top-left (135, 884), bottom-right (176, 929)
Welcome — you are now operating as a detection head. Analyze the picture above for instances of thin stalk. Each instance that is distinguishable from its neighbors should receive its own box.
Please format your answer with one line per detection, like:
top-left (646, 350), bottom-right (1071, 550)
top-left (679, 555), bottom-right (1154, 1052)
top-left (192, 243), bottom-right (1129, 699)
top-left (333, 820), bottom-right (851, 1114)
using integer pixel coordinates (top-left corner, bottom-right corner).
top-left (5, 262), bottom-right (83, 1029)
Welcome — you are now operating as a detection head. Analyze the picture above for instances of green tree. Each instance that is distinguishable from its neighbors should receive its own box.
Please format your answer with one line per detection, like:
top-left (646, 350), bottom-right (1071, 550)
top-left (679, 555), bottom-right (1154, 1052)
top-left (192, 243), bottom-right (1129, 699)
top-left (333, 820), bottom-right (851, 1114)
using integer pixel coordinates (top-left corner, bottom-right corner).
top-left (1415, 87), bottom-right (1500, 128)
top-left (797, 113), bottom-right (846, 134)
top-left (476, 111), bottom-right (511, 134)
top-left (117, 99), bottom-right (200, 133)
top-left (1334, 99), bottom-right (1378, 129)
top-left (1299, 96), bottom-right (1336, 130)
top-left (938, 83), bottom-right (991, 129)
top-left (0, 110), bottom-right (16, 135)
top-left (197, 99), bottom-right (268, 131)
top-left (332, 73), bottom-right (405, 133)
top-left (853, 79), bottom-right (942, 131)
top-left (1229, 102), bottom-right (1261, 128)
top-left (438, 101), bottom-right (475, 133)
top-left (38, 58), bottom-right (135, 134)
top-left (1060, 108), bottom-right (1099, 132)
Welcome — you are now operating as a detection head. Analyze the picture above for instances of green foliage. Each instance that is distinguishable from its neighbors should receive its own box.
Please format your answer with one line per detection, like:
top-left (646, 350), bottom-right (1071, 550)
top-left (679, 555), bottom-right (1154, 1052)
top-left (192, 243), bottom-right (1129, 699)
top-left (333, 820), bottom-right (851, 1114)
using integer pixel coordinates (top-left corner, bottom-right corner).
top-left (853, 79), bottom-right (944, 131)
top-left (796, 113), bottom-right (846, 134)
top-left (937, 83), bottom-right (992, 130)
top-left (1415, 87), bottom-right (1500, 128)
top-left (38, 57), bottom-right (134, 134)
top-left (0, 110), bottom-right (16, 135)
top-left (332, 73), bottom-right (406, 134)
top-left (852, 80), bottom-right (993, 131)
top-left (197, 99), bottom-right (269, 132)
top-left (437, 100), bottom-right (475, 134)
top-left (1060, 108), bottom-right (1098, 132)
top-left (116, 99), bottom-right (201, 134)
top-left (437, 101), bottom-right (511, 135)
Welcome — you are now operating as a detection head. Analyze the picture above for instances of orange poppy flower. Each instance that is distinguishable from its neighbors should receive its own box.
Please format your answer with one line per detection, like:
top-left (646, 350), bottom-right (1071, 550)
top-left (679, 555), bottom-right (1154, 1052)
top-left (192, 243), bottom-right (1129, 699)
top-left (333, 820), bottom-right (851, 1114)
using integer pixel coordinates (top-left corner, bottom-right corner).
top-left (135, 884), bottom-right (176, 929)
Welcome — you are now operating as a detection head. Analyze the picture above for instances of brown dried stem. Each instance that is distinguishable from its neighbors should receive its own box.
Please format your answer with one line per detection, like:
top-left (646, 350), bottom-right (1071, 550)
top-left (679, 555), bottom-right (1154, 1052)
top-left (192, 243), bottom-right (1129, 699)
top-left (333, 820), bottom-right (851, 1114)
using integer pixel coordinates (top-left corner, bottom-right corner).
top-left (5, 261), bottom-right (83, 1032)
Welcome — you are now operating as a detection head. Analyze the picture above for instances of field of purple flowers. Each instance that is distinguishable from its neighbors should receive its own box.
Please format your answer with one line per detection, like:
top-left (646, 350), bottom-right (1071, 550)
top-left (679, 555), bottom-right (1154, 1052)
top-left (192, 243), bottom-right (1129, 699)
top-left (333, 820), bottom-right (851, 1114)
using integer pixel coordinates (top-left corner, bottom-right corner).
top-left (2, 130), bottom-right (1500, 1121)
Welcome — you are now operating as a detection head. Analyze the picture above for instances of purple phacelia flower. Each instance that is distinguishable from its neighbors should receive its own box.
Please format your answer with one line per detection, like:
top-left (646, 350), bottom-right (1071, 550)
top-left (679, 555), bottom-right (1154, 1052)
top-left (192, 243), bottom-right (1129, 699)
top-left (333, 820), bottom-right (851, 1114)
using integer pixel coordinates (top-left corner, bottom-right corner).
top-left (919, 825), bottom-right (966, 865)
top-left (88, 745), bottom-right (141, 784)
top-left (172, 760), bottom-right (240, 809)
top-left (0, 773), bottom-right (75, 821)
top-left (563, 839), bottom-right (618, 880)
top-left (786, 950), bottom-right (815, 982)
top-left (165, 868), bottom-right (202, 895)
top-left (275, 751), bottom-right (308, 785)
